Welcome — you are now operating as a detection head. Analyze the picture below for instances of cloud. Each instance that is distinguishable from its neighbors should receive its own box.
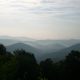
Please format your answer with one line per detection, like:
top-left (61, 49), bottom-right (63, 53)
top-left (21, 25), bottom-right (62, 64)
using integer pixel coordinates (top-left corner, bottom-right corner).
top-left (0, 0), bottom-right (80, 39)
top-left (0, 0), bottom-right (80, 20)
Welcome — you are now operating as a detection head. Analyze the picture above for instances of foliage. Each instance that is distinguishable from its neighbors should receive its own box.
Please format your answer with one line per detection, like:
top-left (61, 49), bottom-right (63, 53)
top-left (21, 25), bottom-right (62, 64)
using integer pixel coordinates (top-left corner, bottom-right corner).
top-left (0, 44), bottom-right (80, 80)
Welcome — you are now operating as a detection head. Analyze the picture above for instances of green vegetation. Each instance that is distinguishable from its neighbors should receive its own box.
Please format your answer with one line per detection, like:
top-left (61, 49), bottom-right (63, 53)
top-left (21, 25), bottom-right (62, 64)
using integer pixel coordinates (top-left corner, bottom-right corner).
top-left (0, 44), bottom-right (80, 80)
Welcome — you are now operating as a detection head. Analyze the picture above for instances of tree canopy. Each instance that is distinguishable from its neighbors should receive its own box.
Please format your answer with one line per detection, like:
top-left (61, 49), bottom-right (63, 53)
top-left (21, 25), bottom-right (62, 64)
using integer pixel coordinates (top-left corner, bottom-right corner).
top-left (0, 44), bottom-right (80, 80)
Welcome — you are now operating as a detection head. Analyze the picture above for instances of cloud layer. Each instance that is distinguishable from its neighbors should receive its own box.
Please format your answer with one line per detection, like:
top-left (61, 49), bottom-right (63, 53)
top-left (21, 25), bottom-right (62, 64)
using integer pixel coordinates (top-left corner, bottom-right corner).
top-left (0, 0), bottom-right (80, 39)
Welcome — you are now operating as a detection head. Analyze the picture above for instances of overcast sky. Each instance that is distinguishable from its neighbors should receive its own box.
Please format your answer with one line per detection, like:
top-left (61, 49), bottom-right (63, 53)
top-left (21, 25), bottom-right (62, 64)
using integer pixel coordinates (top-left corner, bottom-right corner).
top-left (0, 0), bottom-right (80, 39)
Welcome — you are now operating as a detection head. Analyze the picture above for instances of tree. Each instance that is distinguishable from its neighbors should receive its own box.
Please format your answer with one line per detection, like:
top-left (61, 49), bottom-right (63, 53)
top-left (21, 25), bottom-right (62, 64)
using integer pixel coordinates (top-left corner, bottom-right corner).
top-left (40, 58), bottom-right (57, 80)
top-left (0, 44), bottom-right (16, 80)
top-left (65, 50), bottom-right (80, 80)
top-left (0, 57), bottom-right (17, 80)
top-left (14, 49), bottom-right (40, 80)
top-left (0, 44), bottom-right (6, 55)
top-left (0, 44), bottom-right (13, 65)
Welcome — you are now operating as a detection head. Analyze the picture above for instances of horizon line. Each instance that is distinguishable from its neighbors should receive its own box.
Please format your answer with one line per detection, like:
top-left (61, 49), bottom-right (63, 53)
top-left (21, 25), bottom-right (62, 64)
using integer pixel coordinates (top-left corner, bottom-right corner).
top-left (0, 35), bottom-right (80, 40)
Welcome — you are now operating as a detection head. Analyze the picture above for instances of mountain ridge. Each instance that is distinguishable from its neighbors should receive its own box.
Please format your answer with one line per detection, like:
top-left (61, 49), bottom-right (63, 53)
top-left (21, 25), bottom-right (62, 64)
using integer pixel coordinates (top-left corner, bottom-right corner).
top-left (39, 43), bottom-right (80, 62)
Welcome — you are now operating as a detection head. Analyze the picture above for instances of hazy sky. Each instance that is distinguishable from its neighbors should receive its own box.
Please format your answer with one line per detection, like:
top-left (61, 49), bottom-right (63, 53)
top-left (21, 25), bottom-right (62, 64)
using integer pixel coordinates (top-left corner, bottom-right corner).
top-left (0, 0), bottom-right (80, 39)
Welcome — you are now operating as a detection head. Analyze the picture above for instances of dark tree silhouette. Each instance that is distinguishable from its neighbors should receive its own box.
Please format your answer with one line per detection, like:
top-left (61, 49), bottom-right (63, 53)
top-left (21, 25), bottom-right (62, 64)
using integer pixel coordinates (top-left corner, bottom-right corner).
top-left (40, 58), bottom-right (58, 80)
top-left (14, 49), bottom-right (40, 80)
top-left (65, 50), bottom-right (80, 80)
top-left (0, 44), bottom-right (6, 55)
top-left (0, 44), bottom-right (80, 80)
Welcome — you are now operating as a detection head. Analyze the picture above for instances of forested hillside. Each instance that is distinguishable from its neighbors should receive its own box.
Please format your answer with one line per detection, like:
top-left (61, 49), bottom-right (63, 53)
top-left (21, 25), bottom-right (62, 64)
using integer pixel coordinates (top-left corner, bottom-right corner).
top-left (0, 44), bottom-right (80, 80)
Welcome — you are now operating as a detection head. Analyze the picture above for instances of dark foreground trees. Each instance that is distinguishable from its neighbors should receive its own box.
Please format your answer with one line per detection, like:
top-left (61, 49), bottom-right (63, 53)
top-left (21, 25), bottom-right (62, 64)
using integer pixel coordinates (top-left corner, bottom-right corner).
top-left (40, 50), bottom-right (80, 80)
top-left (65, 50), bottom-right (80, 80)
top-left (0, 44), bottom-right (39, 80)
top-left (14, 50), bottom-right (39, 80)
top-left (0, 44), bottom-right (80, 80)
top-left (40, 58), bottom-right (65, 80)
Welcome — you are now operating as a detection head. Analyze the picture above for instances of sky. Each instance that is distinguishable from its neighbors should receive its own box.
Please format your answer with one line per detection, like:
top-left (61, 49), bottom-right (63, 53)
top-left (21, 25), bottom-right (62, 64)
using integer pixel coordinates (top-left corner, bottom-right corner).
top-left (0, 0), bottom-right (80, 39)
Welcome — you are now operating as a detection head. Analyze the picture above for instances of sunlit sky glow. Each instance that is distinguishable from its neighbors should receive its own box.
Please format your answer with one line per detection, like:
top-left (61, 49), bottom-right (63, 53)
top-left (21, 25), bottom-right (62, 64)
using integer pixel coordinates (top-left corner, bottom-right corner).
top-left (0, 0), bottom-right (80, 39)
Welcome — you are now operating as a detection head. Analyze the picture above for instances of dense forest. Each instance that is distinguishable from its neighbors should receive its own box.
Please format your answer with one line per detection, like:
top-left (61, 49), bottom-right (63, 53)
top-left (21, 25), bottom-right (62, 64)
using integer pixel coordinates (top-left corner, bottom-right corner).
top-left (0, 44), bottom-right (80, 80)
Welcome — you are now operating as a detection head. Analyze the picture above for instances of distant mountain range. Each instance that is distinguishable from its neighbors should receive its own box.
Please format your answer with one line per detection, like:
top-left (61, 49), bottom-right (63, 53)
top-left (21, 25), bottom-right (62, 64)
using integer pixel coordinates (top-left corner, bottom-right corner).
top-left (6, 42), bottom-right (66, 59)
top-left (0, 36), bottom-right (80, 46)
top-left (6, 43), bottom-right (40, 58)
top-left (0, 36), bottom-right (80, 62)
top-left (39, 43), bottom-right (80, 62)
top-left (6, 42), bottom-right (80, 62)
top-left (0, 36), bottom-right (35, 41)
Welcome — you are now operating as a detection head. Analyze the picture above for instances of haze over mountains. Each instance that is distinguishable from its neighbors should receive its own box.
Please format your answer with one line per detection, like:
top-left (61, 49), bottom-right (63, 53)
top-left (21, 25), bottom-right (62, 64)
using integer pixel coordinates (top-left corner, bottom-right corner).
top-left (39, 43), bottom-right (80, 61)
top-left (0, 36), bottom-right (80, 61)
top-left (0, 36), bottom-right (80, 46)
